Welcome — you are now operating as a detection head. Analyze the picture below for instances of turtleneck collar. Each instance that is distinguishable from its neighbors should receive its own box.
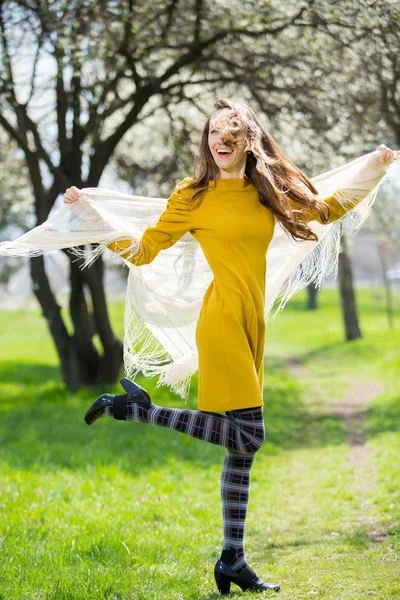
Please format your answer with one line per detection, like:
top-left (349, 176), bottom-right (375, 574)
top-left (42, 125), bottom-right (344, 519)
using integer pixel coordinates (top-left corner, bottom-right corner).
top-left (208, 177), bottom-right (251, 189)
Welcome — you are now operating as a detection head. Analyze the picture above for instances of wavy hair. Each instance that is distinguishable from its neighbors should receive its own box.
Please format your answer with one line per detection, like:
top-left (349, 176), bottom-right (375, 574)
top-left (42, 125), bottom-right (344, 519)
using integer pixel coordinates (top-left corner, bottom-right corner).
top-left (181, 98), bottom-right (332, 242)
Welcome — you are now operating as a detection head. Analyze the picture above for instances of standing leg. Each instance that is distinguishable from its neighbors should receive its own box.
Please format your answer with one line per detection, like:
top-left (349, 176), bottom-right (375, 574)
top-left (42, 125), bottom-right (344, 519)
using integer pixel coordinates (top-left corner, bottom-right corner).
top-left (214, 410), bottom-right (280, 593)
top-left (84, 385), bottom-right (280, 592)
top-left (220, 450), bottom-right (257, 574)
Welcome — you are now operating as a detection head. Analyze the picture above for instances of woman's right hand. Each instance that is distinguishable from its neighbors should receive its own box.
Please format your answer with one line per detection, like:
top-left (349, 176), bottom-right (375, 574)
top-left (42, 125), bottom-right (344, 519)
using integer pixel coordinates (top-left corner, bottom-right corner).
top-left (63, 186), bottom-right (81, 203)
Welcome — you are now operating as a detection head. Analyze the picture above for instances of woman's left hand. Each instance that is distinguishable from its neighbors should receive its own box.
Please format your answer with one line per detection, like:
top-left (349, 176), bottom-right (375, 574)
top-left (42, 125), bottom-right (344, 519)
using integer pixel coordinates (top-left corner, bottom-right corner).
top-left (375, 143), bottom-right (399, 164)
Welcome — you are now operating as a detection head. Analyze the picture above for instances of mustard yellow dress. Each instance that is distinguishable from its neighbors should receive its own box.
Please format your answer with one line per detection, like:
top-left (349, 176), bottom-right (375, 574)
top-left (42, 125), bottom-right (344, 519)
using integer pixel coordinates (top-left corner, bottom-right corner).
top-left (108, 176), bottom-right (346, 412)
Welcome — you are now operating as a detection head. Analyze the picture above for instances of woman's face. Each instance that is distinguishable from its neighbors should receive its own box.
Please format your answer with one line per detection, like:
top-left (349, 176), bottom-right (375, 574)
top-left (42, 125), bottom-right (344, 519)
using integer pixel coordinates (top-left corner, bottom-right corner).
top-left (208, 108), bottom-right (248, 177)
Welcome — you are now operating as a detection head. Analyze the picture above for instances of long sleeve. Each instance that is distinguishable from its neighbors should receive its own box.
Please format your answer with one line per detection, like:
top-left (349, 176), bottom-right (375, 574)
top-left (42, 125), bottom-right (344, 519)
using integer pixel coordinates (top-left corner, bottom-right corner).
top-left (280, 190), bottom-right (353, 226)
top-left (298, 152), bottom-right (395, 225)
top-left (303, 192), bottom-right (347, 224)
top-left (107, 178), bottom-right (193, 266)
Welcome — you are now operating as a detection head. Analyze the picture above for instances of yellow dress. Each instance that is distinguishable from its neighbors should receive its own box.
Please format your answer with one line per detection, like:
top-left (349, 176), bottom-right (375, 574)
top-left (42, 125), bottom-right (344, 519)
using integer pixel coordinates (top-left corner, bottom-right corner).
top-left (108, 176), bottom-right (347, 412)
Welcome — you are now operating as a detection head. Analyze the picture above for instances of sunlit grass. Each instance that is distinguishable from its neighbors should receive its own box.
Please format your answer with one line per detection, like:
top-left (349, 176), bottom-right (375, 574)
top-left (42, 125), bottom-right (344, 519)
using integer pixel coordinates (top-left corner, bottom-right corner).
top-left (0, 287), bottom-right (399, 599)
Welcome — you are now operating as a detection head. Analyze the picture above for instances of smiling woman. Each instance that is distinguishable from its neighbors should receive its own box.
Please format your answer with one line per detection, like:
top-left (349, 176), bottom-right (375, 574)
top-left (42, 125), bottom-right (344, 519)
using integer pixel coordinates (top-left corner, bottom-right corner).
top-left (82, 99), bottom-right (397, 594)
top-left (208, 110), bottom-right (248, 177)
top-left (1, 96), bottom-right (398, 595)
top-left (179, 98), bottom-right (364, 244)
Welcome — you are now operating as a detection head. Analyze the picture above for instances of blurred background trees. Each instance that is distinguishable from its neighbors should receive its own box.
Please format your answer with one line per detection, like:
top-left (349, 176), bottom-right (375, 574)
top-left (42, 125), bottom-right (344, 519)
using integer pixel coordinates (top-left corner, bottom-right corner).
top-left (0, 0), bottom-right (398, 387)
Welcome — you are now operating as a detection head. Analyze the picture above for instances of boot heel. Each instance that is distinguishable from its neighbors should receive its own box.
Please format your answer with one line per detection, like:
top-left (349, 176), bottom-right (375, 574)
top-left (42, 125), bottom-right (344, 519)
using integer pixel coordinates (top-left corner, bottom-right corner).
top-left (120, 377), bottom-right (151, 403)
top-left (214, 571), bottom-right (231, 595)
top-left (214, 560), bottom-right (231, 594)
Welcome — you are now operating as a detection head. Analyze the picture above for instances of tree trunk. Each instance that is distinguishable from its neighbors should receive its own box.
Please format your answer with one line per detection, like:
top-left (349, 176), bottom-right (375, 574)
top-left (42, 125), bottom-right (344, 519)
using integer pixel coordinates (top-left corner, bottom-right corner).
top-left (30, 252), bottom-right (123, 390)
top-left (307, 282), bottom-right (319, 310)
top-left (377, 242), bottom-right (395, 330)
top-left (75, 250), bottom-right (124, 384)
top-left (30, 255), bottom-right (71, 383)
top-left (338, 230), bottom-right (362, 341)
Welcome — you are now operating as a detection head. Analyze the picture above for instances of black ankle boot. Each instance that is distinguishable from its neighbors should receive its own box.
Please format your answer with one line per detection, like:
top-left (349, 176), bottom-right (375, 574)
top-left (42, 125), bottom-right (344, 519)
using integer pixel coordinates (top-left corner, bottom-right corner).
top-left (83, 378), bottom-right (151, 426)
top-left (214, 559), bottom-right (280, 594)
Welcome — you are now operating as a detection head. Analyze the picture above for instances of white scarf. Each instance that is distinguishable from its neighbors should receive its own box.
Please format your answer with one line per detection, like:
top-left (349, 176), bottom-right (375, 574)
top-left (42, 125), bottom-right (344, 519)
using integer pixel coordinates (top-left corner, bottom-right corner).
top-left (1, 151), bottom-right (398, 399)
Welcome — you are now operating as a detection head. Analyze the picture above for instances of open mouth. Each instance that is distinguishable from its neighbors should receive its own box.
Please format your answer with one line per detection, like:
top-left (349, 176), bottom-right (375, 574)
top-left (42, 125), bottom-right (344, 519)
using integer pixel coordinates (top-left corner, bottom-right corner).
top-left (217, 150), bottom-right (233, 156)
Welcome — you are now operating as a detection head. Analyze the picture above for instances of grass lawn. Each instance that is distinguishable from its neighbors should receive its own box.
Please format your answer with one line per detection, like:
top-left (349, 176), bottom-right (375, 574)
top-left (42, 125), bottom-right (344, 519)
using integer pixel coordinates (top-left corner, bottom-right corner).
top-left (0, 287), bottom-right (399, 599)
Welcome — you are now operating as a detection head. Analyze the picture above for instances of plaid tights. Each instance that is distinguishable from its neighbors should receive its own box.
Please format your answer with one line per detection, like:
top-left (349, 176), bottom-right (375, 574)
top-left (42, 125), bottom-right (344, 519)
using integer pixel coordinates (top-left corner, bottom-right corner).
top-left (103, 401), bottom-right (265, 572)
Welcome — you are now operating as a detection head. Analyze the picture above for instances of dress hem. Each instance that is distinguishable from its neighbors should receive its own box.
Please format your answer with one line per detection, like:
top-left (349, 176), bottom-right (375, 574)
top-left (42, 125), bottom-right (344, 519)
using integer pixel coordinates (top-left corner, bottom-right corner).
top-left (197, 398), bottom-right (264, 413)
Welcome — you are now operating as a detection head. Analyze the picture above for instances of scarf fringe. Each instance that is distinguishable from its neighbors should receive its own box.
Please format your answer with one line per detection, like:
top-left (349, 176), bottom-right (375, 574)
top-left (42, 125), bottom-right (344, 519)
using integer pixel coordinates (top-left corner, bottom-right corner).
top-left (0, 243), bottom-right (44, 257)
top-left (267, 178), bottom-right (386, 319)
top-left (122, 273), bottom-right (198, 400)
top-left (1, 155), bottom-right (398, 401)
top-left (67, 237), bottom-right (143, 270)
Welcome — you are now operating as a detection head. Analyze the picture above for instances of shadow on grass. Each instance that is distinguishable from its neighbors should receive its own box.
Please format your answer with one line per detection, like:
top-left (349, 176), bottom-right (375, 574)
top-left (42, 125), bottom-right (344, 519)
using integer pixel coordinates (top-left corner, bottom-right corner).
top-left (364, 393), bottom-right (400, 439)
top-left (0, 353), bottom-right (397, 475)
top-left (0, 361), bottom-right (62, 391)
top-left (304, 340), bottom-right (377, 361)
top-left (0, 357), bottom-right (352, 476)
top-left (299, 339), bottom-right (400, 440)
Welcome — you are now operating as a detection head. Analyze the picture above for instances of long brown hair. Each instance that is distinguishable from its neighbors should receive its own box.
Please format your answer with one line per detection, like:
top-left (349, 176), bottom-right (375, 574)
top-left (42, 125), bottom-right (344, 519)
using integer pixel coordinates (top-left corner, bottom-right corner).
top-left (181, 98), bottom-right (331, 242)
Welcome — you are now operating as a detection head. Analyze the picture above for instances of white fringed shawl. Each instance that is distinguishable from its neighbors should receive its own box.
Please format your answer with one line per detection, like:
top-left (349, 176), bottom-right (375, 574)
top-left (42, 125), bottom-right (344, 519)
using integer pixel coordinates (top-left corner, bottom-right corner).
top-left (1, 150), bottom-right (399, 399)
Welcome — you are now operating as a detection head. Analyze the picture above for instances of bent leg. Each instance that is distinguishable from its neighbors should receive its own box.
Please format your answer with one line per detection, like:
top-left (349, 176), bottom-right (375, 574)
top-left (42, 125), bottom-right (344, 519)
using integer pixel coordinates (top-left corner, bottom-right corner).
top-left (104, 402), bottom-right (264, 454)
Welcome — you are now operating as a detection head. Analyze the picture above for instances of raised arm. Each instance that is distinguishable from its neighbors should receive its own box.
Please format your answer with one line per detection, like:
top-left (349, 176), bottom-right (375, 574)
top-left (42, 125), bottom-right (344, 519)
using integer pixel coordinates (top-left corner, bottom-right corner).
top-left (303, 190), bottom-right (348, 224)
top-left (304, 144), bottom-right (399, 225)
top-left (107, 178), bottom-right (194, 266)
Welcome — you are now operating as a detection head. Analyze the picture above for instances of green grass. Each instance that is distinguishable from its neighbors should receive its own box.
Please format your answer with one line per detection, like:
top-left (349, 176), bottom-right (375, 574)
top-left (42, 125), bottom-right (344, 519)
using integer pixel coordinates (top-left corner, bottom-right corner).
top-left (0, 287), bottom-right (399, 599)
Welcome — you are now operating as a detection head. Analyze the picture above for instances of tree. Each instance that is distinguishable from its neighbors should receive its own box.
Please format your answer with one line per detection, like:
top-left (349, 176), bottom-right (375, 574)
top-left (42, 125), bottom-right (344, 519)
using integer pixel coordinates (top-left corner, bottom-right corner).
top-left (0, 131), bottom-right (31, 286)
top-left (2, 0), bottom-right (398, 387)
top-left (306, 282), bottom-right (319, 310)
top-left (338, 229), bottom-right (361, 341)
top-left (276, 0), bottom-right (400, 333)
top-left (0, 0), bottom-right (319, 388)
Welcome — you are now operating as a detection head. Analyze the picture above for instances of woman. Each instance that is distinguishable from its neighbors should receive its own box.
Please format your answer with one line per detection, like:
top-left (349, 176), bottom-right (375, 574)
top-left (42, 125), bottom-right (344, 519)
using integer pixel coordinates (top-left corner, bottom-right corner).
top-left (64, 98), bottom-right (398, 594)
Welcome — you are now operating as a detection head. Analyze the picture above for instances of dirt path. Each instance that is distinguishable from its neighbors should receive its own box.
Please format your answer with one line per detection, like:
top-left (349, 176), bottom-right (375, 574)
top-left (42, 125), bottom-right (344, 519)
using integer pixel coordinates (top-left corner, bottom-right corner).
top-left (284, 356), bottom-right (389, 545)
